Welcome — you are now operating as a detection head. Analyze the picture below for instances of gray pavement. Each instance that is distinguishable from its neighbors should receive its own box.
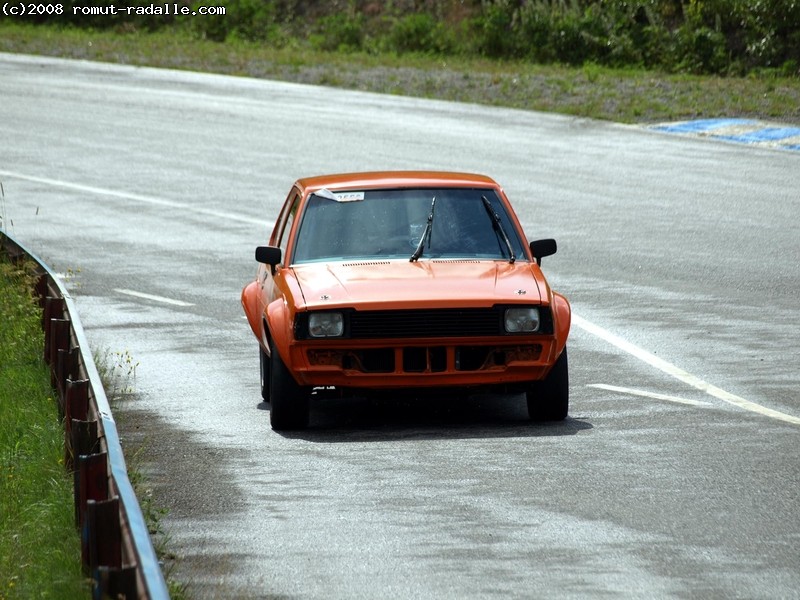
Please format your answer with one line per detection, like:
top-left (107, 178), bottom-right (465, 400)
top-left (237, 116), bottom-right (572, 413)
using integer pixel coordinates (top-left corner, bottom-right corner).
top-left (1, 53), bottom-right (798, 599)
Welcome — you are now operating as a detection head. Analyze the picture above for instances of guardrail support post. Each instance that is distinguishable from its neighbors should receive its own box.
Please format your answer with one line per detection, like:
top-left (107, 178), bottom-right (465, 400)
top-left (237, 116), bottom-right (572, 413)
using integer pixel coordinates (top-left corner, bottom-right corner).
top-left (65, 379), bottom-right (90, 471)
top-left (49, 317), bottom-right (70, 391)
top-left (78, 452), bottom-right (110, 571)
top-left (35, 273), bottom-right (48, 308)
top-left (72, 424), bottom-right (101, 525)
top-left (85, 498), bottom-right (122, 574)
top-left (43, 297), bottom-right (65, 363)
top-left (94, 565), bottom-right (139, 600)
top-left (56, 347), bottom-right (82, 417)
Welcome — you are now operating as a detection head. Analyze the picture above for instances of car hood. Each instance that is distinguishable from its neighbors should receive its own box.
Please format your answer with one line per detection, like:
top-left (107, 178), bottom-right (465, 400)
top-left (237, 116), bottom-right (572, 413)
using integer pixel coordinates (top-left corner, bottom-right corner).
top-left (291, 260), bottom-right (546, 310)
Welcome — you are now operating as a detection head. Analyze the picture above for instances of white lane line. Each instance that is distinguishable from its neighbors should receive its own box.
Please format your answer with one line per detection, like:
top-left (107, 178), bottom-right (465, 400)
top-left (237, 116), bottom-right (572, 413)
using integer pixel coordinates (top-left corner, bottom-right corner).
top-left (587, 384), bottom-right (712, 407)
top-left (115, 288), bottom-right (194, 307)
top-left (573, 313), bottom-right (800, 426)
top-left (0, 169), bottom-right (265, 226)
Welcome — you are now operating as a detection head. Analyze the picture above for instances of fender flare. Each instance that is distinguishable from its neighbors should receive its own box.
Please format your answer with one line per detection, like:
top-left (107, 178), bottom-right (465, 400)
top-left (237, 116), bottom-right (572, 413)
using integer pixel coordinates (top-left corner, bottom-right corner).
top-left (241, 281), bottom-right (262, 342)
top-left (265, 298), bottom-right (292, 361)
top-left (551, 291), bottom-right (571, 357)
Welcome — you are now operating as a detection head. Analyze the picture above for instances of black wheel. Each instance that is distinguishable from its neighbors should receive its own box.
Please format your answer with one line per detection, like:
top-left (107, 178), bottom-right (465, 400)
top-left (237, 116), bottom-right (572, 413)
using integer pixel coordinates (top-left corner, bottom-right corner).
top-left (269, 344), bottom-right (310, 431)
top-left (259, 345), bottom-right (270, 401)
top-left (526, 347), bottom-right (569, 422)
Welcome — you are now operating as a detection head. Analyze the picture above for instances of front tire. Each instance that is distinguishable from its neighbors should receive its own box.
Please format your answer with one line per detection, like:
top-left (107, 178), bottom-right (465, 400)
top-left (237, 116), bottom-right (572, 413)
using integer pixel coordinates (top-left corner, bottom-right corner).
top-left (269, 345), bottom-right (310, 431)
top-left (259, 345), bottom-right (270, 401)
top-left (526, 347), bottom-right (569, 422)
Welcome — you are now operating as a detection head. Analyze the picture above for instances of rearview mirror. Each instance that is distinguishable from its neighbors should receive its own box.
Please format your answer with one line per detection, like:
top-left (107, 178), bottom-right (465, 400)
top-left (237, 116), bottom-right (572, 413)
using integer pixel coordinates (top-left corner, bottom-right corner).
top-left (255, 246), bottom-right (282, 267)
top-left (530, 239), bottom-right (557, 266)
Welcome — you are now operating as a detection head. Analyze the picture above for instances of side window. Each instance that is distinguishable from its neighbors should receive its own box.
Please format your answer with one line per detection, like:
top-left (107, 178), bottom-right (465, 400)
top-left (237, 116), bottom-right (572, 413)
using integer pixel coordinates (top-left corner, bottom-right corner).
top-left (273, 191), bottom-right (301, 266)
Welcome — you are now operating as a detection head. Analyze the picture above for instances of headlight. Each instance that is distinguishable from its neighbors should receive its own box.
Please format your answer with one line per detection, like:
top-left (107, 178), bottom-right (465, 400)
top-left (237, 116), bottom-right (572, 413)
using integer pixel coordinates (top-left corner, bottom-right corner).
top-left (504, 307), bottom-right (540, 333)
top-left (308, 312), bottom-right (344, 338)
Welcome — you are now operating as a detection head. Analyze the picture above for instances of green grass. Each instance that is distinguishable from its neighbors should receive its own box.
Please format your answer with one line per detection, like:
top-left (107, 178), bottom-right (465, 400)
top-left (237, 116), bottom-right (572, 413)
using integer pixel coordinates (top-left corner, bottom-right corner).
top-left (0, 255), bottom-right (90, 599)
top-left (1, 22), bottom-right (799, 125)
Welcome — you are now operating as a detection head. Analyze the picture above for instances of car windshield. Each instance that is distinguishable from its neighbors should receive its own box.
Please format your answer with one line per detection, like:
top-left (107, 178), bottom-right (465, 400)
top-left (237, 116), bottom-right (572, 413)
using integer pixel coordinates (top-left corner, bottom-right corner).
top-left (291, 188), bottom-right (527, 264)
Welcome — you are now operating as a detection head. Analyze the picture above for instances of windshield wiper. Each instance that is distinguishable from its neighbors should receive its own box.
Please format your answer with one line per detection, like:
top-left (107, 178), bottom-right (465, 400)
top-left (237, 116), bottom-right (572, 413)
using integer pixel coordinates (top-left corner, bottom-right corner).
top-left (410, 196), bottom-right (436, 262)
top-left (481, 196), bottom-right (516, 263)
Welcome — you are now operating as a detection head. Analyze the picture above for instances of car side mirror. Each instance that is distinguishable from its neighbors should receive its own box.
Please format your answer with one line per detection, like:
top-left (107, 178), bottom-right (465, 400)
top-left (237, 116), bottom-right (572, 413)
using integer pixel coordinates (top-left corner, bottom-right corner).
top-left (255, 246), bottom-right (282, 271)
top-left (530, 239), bottom-right (557, 266)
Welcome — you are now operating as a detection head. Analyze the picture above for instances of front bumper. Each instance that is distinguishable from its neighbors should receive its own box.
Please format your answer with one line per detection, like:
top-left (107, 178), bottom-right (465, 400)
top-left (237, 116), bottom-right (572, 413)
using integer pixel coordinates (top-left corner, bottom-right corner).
top-left (287, 337), bottom-right (558, 389)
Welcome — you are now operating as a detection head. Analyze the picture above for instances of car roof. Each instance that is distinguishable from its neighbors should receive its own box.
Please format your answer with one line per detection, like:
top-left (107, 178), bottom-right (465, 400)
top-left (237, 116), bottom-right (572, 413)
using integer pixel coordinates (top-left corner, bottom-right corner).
top-left (295, 171), bottom-right (500, 194)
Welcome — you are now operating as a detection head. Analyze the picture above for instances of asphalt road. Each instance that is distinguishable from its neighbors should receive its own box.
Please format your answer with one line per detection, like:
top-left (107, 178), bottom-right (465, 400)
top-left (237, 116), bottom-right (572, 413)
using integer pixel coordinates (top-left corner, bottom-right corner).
top-left (2, 53), bottom-right (798, 599)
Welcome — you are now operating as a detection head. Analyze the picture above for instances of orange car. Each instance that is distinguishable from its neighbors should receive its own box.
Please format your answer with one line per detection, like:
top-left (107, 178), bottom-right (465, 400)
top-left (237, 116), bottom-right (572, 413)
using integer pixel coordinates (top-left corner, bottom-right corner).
top-left (241, 171), bottom-right (570, 430)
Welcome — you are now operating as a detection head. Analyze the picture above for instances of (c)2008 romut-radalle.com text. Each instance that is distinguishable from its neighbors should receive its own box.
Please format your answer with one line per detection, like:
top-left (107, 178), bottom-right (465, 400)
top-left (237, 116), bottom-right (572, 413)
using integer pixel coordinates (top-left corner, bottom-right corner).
top-left (1, 3), bottom-right (226, 16)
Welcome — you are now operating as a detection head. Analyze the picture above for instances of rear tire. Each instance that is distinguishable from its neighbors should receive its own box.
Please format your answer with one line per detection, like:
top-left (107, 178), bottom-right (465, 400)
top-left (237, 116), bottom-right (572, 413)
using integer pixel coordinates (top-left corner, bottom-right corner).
top-left (526, 347), bottom-right (569, 422)
top-left (269, 345), bottom-right (310, 431)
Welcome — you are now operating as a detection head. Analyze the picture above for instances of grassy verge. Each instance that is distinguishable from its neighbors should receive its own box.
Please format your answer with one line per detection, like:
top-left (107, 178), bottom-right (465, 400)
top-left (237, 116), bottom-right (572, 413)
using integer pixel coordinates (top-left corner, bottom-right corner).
top-left (1, 22), bottom-right (799, 124)
top-left (0, 255), bottom-right (90, 599)
top-left (0, 258), bottom-right (185, 598)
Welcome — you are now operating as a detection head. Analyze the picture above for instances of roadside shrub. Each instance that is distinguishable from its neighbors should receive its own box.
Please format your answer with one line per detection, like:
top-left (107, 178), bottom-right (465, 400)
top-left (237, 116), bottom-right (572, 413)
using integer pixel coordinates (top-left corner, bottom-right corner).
top-left (223, 0), bottom-right (278, 42)
top-left (553, 4), bottom-right (607, 65)
top-left (190, 0), bottom-right (233, 42)
top-left (475, 0), bottom-right (800, 74)
top-left (593, 2), bottom-right (659, 67)
top-left (743, 0), bottom-right (800, 70)
top-left (517, 2), bottom-right (557, 62)
top-left (516, 1), bottom-right (631, 66)
top-left (637, 23), bottom-right (674, 68)
top-left (387, 12), bottom-right (454, 55)
top-left (471, 0), bottom-right (522, 58)
top-left (309, 13), bottom-right (366, 52)
top-left (673, 22), bottom-right (729, 73)
top-left (190, 0), bottom-right (283, 43)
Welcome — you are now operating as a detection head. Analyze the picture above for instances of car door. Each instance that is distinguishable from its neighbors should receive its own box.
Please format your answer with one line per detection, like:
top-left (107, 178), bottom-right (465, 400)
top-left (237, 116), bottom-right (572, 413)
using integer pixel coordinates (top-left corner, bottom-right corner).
top-left (261, 188), bottom-right (302, 307)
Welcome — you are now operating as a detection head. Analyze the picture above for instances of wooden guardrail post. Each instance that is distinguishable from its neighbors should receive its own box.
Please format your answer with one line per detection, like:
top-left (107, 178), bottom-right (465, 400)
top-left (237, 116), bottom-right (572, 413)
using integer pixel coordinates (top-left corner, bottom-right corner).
top-left (43, 296), bottom-right (65, 362)
top-left (71, 421), bottom-right (100, 525)
top-left (78, 452), bottom-right (110, 572)
top-left (35, 273), bottom-right (48, 310)
top-left (55, 347), bottom-right (82, 420)
top-left (95, 565), bottom-right (139, 600)
top-left (65, 379), bottom-right (90, 471)
top-left (86, 497), bottom-right (122, 571)
top-left (49, 317), bottom-right (70, 393)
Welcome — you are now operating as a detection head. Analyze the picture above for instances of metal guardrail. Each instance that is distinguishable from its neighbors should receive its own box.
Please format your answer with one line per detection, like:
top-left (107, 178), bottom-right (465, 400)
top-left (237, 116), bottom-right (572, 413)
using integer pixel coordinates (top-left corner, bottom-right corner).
top-left (1, 230), bottom-right (170, 600)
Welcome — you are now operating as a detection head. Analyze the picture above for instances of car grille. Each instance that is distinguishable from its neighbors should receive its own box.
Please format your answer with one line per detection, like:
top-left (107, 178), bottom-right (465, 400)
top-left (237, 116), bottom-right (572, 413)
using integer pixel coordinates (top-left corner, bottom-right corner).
top-left (349, 308), bottom-right (503, 339)
top-left (295, 306), bottom-right (553, 340)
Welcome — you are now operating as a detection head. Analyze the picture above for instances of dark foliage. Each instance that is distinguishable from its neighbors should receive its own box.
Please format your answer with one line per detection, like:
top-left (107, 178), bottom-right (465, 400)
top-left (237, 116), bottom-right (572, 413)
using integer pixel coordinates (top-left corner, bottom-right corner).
top-left (14, 0), bottom-right (800, 75)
